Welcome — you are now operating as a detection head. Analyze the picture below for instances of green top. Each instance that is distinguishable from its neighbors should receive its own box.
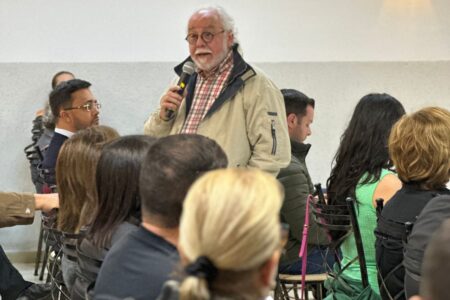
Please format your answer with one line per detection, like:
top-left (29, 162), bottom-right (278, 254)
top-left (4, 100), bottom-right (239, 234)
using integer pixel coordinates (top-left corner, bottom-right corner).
top-left (340, 169), bottom-right (394, 295)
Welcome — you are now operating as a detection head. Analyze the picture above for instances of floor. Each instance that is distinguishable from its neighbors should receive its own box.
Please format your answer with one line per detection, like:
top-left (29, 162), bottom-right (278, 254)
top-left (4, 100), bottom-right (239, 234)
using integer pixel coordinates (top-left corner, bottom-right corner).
top-left (15, 263), bottom-right (45, 284)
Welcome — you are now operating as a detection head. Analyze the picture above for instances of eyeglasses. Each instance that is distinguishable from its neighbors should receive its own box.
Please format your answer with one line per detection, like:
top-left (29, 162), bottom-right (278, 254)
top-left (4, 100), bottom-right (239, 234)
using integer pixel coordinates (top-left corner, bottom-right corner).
top-left (185, 30), bottom-right (225, 45)
top-left (64, 101), bottom-right (101, 112)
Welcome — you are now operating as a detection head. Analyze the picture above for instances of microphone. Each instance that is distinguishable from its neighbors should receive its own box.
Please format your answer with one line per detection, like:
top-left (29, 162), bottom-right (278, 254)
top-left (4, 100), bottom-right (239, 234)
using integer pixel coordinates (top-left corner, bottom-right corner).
top-left (165, 61), bottom-right (196, 119)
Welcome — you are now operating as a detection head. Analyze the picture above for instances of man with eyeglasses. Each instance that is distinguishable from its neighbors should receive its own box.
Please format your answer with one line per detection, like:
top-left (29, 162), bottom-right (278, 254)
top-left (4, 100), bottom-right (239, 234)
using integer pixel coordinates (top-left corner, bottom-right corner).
top-left (144, 6), bottom-right (290, 176)
top-left (41, 79), bottom-right (100, 189)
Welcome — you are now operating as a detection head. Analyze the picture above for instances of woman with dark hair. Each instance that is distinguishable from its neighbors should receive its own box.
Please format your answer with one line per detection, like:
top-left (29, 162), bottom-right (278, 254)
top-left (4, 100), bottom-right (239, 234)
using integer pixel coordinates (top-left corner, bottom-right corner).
top-left (325, 93), bottom-right (405, 299)
top-left (71, 135), bottom-right (156, 300)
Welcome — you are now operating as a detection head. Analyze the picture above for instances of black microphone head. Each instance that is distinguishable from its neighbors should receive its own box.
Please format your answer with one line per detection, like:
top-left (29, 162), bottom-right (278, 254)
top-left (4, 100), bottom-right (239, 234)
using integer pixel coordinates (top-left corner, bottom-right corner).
top-left (183, 61), bottom-right (195, 75)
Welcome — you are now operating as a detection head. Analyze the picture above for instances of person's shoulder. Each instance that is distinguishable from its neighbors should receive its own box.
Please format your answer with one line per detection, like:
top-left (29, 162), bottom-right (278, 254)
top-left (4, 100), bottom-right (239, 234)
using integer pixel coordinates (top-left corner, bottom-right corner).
top-left (245, 64), bottom-right (272, 82)
top-left (420, 194), bottom-right (450, 217)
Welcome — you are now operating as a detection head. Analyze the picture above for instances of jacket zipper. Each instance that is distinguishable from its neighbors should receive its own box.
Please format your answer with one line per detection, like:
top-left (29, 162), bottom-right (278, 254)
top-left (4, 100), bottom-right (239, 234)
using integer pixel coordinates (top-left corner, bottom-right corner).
top-left (271, 120), bottom-right (277, 155)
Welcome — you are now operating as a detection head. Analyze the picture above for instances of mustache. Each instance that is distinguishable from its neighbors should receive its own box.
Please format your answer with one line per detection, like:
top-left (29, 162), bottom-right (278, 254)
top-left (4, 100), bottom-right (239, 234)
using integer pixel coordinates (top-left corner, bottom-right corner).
top-left (195, 50), bottom-right (212, 55)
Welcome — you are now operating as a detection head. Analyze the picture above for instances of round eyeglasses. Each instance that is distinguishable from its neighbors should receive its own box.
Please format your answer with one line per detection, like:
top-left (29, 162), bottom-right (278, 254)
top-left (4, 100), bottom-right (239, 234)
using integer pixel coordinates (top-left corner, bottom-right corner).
top-left (185, 30), bottom-right (225, 45)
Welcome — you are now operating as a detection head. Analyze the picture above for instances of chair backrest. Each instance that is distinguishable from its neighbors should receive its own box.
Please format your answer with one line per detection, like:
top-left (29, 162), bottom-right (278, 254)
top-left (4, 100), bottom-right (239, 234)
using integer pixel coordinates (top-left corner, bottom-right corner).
top-left (375, 198), bottom-right (384, 219)
top-left (346, 197), bottom-right (369, 288)
top-left (311, 197), bottom-right (369, 288)
top-left (375, 208), bottom-right (415, 299)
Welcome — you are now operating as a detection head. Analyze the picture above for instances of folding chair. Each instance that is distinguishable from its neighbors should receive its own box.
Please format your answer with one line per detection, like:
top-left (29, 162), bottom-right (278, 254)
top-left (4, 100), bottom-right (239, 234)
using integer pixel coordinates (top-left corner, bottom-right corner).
top-left (275, 187), bottom-right (331, 300)
top-left (311, 197), bottom-right (378, 299)
top-left (375, 200), bottom-right (413, 300)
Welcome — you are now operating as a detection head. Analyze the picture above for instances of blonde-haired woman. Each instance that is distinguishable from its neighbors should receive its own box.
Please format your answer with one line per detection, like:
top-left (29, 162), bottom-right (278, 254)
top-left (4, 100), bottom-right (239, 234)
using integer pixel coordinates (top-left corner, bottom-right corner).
top-left (158, 168), bottom-right (283, 300)
top-left (375, 106), bottom-right (450, 300)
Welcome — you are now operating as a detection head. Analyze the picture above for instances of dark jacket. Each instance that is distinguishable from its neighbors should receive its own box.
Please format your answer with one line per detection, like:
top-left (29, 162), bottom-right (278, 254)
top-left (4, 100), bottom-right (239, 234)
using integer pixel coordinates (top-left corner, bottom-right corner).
top-left (71, 222), bottom-right (138, 300)
top-left (277, 141), bottom-right (329, 264)
top-left (403, 194), bottom-right (450, 298)
top-left (41, 132), bottom-right (68, 187)
top-left (375, 184), bottom-right (450, 300)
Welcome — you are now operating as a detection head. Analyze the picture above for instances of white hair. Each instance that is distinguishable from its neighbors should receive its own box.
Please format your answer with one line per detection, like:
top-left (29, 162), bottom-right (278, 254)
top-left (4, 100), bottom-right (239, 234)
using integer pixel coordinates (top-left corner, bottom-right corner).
top-left (190, 6), bottom-right (239, 45)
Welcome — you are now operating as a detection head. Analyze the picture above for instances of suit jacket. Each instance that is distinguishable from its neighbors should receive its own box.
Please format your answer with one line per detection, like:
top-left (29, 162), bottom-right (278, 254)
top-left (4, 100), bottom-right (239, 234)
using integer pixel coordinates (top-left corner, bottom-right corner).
top-left (41, 132), bottom-right (68, 186)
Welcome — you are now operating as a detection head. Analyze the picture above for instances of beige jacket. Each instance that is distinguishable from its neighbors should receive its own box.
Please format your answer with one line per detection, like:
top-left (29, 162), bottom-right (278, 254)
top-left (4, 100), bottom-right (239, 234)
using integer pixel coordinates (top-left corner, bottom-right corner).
top-left (144, 48), bottom-right (290, 176)
top-left (0, 192), bottom-right (35, 228)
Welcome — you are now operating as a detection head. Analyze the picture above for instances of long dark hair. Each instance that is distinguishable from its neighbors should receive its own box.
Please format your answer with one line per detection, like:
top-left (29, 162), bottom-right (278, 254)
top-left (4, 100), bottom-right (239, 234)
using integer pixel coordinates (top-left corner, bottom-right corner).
top-left (327, 93), bottom-right (405, 206)
top-left (88, 135), bottom-right (156, 248)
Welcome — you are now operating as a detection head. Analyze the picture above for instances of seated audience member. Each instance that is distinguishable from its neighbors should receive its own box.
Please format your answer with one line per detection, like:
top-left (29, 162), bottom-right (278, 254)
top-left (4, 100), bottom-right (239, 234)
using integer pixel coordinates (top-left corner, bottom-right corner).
top-left (26, 71), bottom-right (75, 193)
top-left (277, 89), bottom-right (332, 274)
top-left (94, 134), bottom-right (228, 300)
top-left (325, 94), bottom-right (405, 299)
top-left (409, 219), bottom-right (450, 300)
top-left (71, 135), bottom-right (156, 300)
top-left (375, 107), bottom-right (450, 299)
top-left (41, 78), bottom-right (101, 189)
top-left (56, 125), bottom-right (119, 291)
top-left (404, 195), bottom-right (450, 299)
top-left (157, 168), bottom-right (283, 300)
top-left (0, 192), bottom-right (58, 300)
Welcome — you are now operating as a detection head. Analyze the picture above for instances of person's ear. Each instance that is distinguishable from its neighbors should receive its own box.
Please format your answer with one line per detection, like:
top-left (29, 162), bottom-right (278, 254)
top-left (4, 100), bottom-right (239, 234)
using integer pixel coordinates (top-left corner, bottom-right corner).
top-left (260, 250), bottom-right (281, 287)
top-left (287, 113), bottom-right (297, 130)
top-left (59, 110), bottom-right (72, 123)
top-left (226, 31), bottom-right (234, 48)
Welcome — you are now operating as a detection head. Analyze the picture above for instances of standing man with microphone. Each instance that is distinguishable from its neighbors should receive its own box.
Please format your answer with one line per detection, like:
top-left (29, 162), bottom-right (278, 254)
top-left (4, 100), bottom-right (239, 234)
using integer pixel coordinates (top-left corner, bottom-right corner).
top-left (144, 6), bottom-right (290, 176)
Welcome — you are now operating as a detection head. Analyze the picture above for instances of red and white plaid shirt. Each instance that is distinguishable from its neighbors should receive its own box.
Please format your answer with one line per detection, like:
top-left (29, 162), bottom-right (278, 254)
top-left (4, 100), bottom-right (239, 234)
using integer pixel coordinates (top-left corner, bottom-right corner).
top-left (181, 51), bottom-right (234, 134)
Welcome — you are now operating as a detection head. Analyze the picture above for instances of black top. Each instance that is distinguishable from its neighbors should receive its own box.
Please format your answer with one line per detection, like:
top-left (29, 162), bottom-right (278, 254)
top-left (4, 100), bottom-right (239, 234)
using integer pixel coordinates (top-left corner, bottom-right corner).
top-left (94, 226), bottom-right (179, 300)
top-left (375, 184), bottom-right (450, 300)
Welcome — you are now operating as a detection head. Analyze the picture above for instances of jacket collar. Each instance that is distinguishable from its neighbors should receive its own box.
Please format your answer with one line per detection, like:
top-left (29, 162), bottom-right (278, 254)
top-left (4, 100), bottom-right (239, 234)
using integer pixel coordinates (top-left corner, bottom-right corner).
top-left (290, 140), bottom-right (311, 160)
top-left (173, 44), bottom-right (257, 118)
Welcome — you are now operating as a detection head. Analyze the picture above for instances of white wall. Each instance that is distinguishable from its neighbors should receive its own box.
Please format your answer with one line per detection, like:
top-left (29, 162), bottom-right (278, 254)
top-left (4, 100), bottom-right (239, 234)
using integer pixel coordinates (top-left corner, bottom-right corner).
top-left (0, 0), bottom-right (449, 254)
top-left (0, 0), bottom-right (449, 62)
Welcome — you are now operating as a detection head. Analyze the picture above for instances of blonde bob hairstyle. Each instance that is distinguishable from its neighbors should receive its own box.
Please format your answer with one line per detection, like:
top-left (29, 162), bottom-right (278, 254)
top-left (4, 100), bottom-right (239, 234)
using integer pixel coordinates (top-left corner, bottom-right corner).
top-left (56, 125), bottom-right (119, 233)
top-left (389, 106), bottom-right (450, 190)
top-left (179, 168), bottom-right (283, 300)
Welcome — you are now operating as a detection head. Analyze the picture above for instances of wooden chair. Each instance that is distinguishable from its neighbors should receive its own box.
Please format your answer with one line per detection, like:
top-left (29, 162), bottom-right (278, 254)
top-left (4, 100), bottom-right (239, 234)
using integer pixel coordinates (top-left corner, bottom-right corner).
top-left (276, 273), bottom-right (328, 300)
top-left (275, 187), bottom-right (331, 300)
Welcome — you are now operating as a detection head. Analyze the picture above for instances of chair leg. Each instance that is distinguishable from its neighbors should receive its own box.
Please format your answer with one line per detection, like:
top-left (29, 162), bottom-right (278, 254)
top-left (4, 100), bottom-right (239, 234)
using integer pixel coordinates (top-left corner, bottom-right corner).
top-left (34, 222), bottom-right (44, 276)
top-left (39, 244), bottom-right (50, 281)
top-left (293, 282), bottom-right (300, 300)
top-left (280, 281), bottom-right (290, 300)
top-left (318, 282), bottom-right (324, 300)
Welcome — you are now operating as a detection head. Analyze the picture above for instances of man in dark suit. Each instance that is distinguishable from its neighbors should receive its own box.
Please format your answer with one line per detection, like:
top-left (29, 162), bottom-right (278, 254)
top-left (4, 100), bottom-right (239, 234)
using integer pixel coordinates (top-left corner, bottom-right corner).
top-left (41, 79), bottom-right (100, 189)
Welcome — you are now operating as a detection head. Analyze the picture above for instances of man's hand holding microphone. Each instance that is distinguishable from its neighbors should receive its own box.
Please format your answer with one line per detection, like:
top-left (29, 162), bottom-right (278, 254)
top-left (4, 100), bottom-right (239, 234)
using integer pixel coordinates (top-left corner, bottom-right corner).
top-left (160, 61), bottom-right (195, 121)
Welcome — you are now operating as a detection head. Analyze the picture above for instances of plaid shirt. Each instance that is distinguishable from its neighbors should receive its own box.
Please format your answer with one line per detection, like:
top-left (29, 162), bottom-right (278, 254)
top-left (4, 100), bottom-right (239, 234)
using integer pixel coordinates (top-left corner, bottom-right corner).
top-left (181, 51), bottom-right (234, 134)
